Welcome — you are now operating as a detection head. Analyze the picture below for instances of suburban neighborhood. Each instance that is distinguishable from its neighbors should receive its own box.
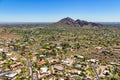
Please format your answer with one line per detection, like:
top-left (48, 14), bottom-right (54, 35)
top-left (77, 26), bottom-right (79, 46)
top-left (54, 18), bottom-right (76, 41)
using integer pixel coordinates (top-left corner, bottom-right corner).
top-left (0, 25), bottom-right (120, 80)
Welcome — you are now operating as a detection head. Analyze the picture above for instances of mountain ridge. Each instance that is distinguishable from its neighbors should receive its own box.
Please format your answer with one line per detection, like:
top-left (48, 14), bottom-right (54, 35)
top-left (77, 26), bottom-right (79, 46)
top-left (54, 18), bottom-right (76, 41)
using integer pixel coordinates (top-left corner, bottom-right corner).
top-left (55, 17), bottom-right (103, 27)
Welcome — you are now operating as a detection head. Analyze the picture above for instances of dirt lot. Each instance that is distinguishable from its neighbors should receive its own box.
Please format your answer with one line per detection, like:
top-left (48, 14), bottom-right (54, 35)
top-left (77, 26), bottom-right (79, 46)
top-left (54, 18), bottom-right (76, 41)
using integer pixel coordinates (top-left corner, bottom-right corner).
top-left (0, 28), bottom-right (20, 40)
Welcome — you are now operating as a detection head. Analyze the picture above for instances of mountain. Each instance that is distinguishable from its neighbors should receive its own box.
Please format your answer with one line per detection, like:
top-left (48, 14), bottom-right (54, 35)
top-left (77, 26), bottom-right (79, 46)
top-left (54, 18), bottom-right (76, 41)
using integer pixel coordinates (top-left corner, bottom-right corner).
top-left (55, 17), bottom-right (103, 27)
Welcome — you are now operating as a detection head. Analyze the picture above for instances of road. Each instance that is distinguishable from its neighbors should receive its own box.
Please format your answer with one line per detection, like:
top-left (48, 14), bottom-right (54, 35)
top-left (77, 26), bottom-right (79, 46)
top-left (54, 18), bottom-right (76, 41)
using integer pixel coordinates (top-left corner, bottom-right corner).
top-left (15, 53), bottom-right (33, 80)
top-left (91, 63), bottom-right (101, 80)
top-left (21, 56), bottom-right (33, 80)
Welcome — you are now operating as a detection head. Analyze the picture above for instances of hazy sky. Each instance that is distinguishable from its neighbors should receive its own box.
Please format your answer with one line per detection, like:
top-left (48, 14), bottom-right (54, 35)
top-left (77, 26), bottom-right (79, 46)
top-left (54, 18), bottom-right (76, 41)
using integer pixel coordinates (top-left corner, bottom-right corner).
top-left (0, 0), bottom-right (120, 22)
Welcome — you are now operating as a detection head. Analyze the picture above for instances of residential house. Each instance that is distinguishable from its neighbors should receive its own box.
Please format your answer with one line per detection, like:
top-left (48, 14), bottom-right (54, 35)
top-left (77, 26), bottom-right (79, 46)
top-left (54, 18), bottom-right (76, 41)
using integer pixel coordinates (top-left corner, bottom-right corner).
top-left (31, 56), bottom-right (37, 62)
top-left (96, 65), bottom-right (113, 77)
top-left (74, 54), bottom-right (84, 59)
top-left (11, 57), bottom-right (17, 62)
top-left (0, 48), bottom-right (3, 52)
top-left (38, 60), bottom-right (46, 66)
top-left (95, 46), bottom-right (102, 50)
top-left (68, 69), bottom-right (81, 75)
top-left (10, 62), bottom-right (22, 70)
top-left (39, 67), bottom-right (49, 74)
top-left (5, 72), bottom-right (17, 79)
top-left (53, 64), bottom-right (64, 71)
top-left (0, 60), bottom-right (6, 65)
top-left (62, 58), bottom-right (74, 66)
top-left (47, 57), bottom-right (60, 63)
top-left (87, 59), bottom-right (99, 63)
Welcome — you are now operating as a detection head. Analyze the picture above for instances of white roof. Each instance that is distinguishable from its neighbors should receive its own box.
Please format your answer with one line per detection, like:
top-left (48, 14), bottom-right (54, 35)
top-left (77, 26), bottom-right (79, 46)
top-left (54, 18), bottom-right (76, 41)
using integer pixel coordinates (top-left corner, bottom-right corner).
top-left (6, 53), bottom-right (12, 56)
top-left (56, 46), bottom-right (62, 49)
top-left (78, 55), bottom-right (84, 58)
top-left (0, 49), bottom-right (3, 52)
top-left (78, 71), bottom-right (81, 74)
top-left (11, 57), bottom-right (17, 61)
top-left (60, 78), bottom-right (64, 80)
top-left (40, 67), bottom-right (48, 73)
top-left (87, 59), bottom-right (98, 63)
top-left (5, 72), bottom-right (17, 78)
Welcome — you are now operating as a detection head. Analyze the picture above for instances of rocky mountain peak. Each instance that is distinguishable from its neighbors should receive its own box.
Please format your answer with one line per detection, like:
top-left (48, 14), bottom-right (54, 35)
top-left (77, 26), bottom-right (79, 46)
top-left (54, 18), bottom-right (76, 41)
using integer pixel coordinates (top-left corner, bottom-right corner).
top-left (55, 17), bottom-right (103, 27)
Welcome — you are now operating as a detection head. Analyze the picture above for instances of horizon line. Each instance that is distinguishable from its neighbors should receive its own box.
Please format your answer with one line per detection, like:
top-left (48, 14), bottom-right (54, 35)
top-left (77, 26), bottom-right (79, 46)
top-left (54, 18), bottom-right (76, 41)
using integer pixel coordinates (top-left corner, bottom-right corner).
top-left (1, 21), bottom-right (120, 23)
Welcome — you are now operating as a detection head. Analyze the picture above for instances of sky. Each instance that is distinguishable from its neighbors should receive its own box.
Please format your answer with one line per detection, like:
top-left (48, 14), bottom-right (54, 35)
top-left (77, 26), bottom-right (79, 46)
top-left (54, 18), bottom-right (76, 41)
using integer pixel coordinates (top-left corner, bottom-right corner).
top-left (0, 0), bottom-right (120, 22)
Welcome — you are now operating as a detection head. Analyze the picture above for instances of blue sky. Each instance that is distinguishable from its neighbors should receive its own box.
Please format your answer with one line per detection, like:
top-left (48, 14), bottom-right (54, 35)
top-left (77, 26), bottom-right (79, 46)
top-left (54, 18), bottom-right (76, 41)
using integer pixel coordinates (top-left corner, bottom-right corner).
top-left (0, 0), bottom-right (120, 22)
